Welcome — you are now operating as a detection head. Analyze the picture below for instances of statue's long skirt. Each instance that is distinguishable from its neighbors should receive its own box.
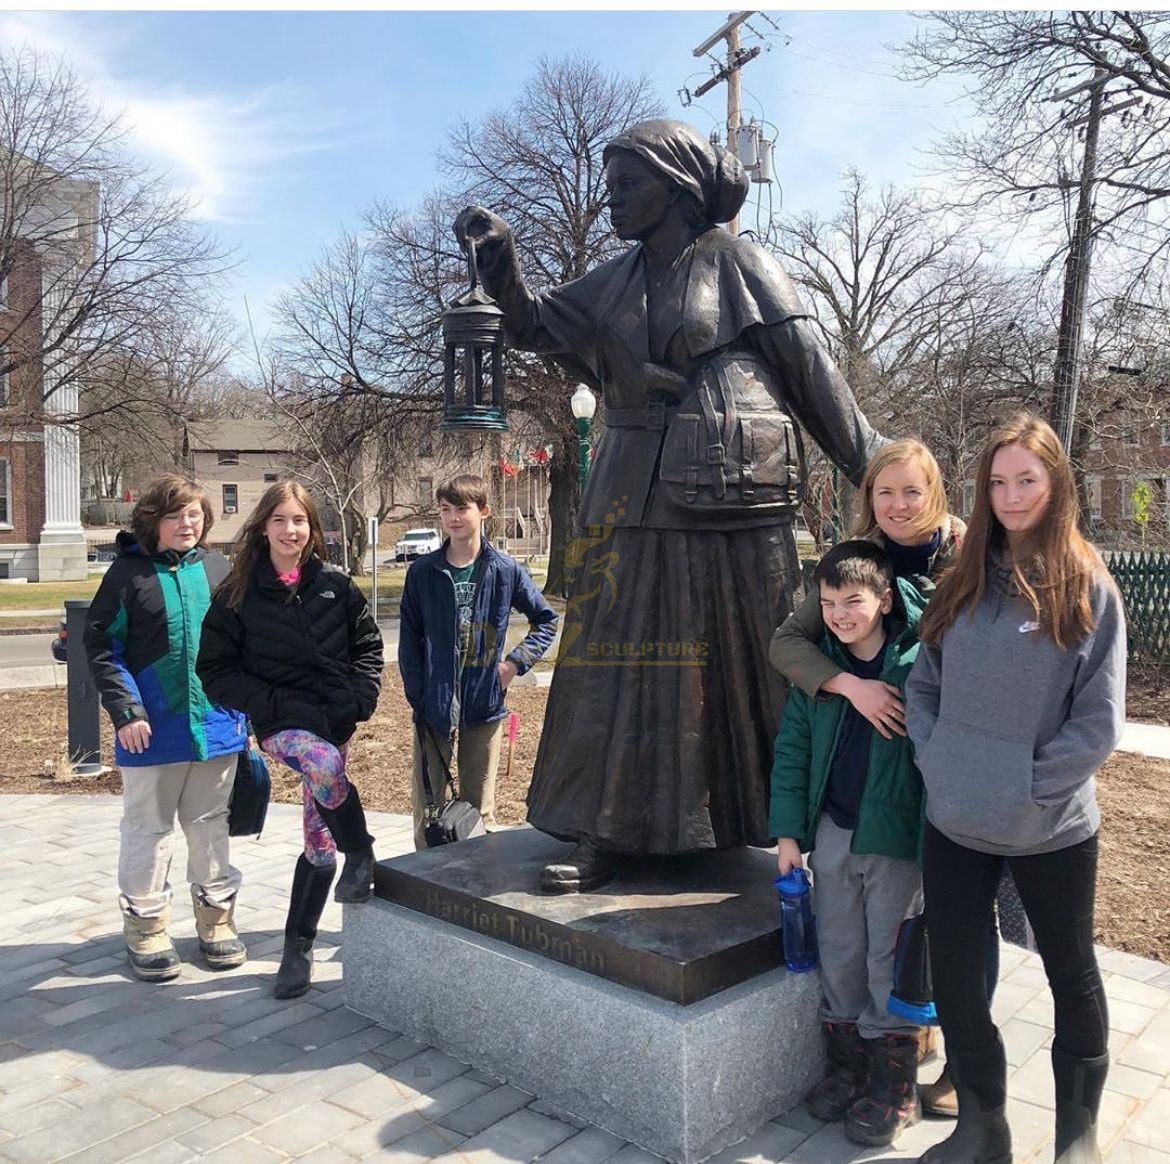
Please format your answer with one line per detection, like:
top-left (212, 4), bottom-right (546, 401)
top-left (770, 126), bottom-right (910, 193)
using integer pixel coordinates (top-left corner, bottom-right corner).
top-left (526, 521), bottom-right (798, 854)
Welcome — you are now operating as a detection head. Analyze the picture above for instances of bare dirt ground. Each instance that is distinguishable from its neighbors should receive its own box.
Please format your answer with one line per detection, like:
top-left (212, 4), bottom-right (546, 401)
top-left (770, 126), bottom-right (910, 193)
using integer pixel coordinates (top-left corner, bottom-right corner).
top-left (3, 666), bottom-right (1167, 963)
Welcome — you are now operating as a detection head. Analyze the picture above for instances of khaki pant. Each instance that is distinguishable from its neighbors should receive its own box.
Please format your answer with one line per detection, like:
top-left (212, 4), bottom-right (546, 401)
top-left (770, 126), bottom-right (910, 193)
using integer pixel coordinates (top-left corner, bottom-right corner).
top-left (118, 757), bottom-right (242, 918)
top-left (412, 720), bottom-right (506, 849)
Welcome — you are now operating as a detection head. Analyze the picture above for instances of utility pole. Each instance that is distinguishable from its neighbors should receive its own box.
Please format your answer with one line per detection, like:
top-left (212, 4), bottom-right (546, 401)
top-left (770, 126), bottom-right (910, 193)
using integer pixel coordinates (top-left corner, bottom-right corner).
top-left (692, 11), bottom-right (759, 236)
top-left (1051, 70), bottom-right (1105, 453)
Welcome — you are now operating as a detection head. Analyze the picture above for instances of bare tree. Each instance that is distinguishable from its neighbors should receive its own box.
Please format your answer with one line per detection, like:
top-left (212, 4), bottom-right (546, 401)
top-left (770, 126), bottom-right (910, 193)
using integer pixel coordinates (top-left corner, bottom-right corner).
top-left (895, 275), bottom-right (1053, 504)
top-left (900, 11), bottom-right (1170, 281)
top-left (0, 45), bottom-right (232, 428)
top-left (775, 168), bottom-right (990, 418)
top-left (772, 168), bottom-right (1044, 528)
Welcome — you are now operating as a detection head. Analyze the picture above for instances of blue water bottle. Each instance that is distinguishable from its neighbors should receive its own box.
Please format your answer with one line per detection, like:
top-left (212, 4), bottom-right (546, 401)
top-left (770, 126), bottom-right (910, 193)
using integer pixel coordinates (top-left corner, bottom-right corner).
top-left (775, 868), bottom-right (819, 973)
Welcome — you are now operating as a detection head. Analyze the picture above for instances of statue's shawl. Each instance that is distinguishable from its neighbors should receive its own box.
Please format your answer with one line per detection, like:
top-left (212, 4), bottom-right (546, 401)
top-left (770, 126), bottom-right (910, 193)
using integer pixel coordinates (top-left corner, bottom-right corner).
top-left (525, 227), bottom-right (810, 386)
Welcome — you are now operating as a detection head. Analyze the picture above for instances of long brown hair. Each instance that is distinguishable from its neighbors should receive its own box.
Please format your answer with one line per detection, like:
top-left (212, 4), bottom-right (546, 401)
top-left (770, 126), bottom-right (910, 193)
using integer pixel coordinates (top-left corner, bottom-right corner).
top-left (851, 438), bottom-right (948, 544)
top-left (919, 413), bottom-right (1103, 649)
top-left (131, 473), bottom-right (214, 553)
top-left (219, 481), bottom-right (327, 610)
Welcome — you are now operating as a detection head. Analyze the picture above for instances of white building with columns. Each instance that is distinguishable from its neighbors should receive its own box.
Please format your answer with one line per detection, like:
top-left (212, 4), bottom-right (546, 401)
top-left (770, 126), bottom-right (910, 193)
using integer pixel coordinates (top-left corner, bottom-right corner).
top-left (0, 164), bottom-right (95, 581)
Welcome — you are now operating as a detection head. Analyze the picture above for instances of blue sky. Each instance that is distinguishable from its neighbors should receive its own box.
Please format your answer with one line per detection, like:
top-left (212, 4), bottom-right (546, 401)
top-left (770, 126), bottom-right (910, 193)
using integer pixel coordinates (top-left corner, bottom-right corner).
top-left (0, 9), bottom-right (975, 343)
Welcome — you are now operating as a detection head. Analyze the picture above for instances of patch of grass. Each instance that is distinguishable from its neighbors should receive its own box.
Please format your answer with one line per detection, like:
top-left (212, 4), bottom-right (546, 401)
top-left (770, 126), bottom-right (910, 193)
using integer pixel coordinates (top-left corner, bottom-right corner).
top-left (353, 558), bottom-right (549, 606)
top-left (0, 576), bottom-right (103, 611)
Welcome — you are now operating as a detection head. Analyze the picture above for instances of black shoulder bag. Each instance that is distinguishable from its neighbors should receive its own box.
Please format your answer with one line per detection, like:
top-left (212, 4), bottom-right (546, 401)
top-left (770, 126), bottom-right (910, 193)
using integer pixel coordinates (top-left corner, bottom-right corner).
top-left (229, 723), bottom-right (271, 837)
top-left (418, 724), bottom-right (486, 846)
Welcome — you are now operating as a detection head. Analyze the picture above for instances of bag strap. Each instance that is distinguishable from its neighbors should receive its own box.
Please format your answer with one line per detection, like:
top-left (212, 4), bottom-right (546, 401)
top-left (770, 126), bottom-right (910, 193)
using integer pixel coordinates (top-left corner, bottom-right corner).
top-left (696, 369), bottom-right (729, 499)
top-left (417, 722), bottom-right (459, 811)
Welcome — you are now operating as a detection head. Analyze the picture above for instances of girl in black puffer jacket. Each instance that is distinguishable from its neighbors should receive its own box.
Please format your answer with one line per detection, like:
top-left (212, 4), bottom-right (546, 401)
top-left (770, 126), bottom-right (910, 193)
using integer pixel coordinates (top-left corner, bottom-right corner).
top-left (197, 482), bottom-right (383, 1000)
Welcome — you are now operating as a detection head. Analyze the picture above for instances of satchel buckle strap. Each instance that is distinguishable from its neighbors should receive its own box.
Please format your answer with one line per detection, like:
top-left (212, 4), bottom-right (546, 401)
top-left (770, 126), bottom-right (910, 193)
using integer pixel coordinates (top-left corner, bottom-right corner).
top-left (741, 418), bottom-right (756, 499)
top-left (706, 442), bottom-right (726, 466)
top-left (646, 400), bottom-right (667, 430)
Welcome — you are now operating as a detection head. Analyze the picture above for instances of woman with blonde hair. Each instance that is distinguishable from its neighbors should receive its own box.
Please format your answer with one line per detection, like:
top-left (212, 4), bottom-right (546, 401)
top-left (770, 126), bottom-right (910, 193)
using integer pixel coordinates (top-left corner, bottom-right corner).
top-left (771, 437), bottom-right (963, 738)
top-left (906, 414), bottom-right (1125, 1164)
top-left (197, 482), bottom-right (383, 1000)
top-left (85, 473), bottom-right (248, 981)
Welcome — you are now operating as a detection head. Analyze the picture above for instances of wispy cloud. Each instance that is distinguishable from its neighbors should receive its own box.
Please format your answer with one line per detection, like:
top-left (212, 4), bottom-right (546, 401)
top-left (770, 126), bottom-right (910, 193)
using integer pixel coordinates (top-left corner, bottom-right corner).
top-left (0, 11), bottom-right (342, 222)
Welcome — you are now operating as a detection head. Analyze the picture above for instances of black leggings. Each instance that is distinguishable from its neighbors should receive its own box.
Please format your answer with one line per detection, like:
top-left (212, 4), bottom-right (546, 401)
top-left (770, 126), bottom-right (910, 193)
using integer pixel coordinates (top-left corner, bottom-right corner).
top-left (924, 825), bottom-right (1107, 1094)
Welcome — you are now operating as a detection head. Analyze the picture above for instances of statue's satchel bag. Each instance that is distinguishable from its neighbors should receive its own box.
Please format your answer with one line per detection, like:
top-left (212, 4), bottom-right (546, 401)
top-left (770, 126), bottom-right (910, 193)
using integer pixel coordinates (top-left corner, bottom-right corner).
top-left (659, 352), bottom-right (802, 515)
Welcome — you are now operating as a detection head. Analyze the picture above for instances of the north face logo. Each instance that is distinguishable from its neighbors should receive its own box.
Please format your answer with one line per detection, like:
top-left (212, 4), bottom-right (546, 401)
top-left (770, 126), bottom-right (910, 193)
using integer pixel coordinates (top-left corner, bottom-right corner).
top-left (320, 590), bottom-right (336, 599)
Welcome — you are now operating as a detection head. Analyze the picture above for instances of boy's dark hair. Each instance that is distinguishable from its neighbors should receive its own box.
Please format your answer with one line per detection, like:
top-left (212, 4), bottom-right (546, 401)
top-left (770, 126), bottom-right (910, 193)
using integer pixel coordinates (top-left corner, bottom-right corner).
top-left (813, 539), bottom-right (894, 598)
top-left (436, 474), bottom-right (489, 509)
top-left (131, 473), bottom-right (213, 554)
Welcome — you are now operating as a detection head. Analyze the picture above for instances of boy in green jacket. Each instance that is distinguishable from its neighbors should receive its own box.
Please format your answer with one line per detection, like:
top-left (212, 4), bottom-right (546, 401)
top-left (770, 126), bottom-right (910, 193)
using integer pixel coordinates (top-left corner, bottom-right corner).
top-left (770, 540), bottom-right (926, 1149)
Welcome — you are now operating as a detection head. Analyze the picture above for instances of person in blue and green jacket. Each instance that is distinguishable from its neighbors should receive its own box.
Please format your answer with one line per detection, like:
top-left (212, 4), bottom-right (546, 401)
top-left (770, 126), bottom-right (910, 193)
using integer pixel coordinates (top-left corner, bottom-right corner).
top-left (84, 473), bottom-right (248, 983)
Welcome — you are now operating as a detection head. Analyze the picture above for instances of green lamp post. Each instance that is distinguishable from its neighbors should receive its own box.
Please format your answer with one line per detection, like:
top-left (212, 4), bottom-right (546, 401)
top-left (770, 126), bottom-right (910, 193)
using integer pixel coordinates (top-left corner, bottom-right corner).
top-left (570, 384), bottom-right (597, 490)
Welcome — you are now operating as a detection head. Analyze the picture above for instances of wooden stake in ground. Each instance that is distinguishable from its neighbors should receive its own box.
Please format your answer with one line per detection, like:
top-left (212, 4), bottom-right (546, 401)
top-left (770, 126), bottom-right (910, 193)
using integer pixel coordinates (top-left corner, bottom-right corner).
top-left (504, 712), bottom-right (519, 784)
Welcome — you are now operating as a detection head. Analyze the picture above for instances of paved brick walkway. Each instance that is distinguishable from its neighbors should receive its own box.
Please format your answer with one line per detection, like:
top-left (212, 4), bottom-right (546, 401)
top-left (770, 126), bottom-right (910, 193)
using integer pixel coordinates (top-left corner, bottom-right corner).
top-left (1, 794), bottom-right (1167, 1163)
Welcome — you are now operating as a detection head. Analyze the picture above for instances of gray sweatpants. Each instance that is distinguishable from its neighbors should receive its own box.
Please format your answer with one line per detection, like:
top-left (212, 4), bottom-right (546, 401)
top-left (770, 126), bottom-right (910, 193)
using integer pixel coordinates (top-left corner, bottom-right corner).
top-left (808, 815), bottom-right (923, 1039)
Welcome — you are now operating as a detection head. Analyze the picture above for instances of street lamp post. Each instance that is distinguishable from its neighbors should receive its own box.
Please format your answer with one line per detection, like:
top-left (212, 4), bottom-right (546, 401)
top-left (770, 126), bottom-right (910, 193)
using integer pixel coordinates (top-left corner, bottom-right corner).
top-left (570, 384), bottom-right (597, 490)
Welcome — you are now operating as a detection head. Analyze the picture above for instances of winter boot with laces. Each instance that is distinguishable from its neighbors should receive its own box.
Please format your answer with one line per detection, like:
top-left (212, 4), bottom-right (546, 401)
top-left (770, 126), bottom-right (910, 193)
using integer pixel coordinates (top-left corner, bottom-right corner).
top-left (191, 888), bottom-right (247, 970)
top-left (845, 1032), bottom-right (922, 1146)
top-left (806, 1021), bottom-right (869, 1122)
top-left (123, 905), bottom-right (181, 982)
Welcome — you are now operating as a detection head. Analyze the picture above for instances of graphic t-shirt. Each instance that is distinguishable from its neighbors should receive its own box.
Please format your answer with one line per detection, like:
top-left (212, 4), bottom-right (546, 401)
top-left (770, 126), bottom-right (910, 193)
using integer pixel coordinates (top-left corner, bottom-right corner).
top-left (445, 560), bottom-right (477, 666)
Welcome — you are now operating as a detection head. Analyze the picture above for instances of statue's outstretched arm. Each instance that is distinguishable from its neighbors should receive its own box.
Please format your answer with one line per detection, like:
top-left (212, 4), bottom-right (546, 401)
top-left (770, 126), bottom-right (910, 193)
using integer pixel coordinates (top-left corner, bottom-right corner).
top-left (748, 318), bottom-right (885, 488)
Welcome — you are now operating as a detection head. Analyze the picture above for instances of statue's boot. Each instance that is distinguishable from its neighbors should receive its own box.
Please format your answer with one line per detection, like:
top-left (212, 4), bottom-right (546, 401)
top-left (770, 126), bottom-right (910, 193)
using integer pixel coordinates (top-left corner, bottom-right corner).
top-left (540, 837), bottom-right (622, 894)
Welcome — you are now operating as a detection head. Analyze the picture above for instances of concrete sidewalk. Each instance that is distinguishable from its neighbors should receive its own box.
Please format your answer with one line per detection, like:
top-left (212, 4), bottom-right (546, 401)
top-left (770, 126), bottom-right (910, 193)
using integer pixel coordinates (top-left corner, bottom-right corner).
top-left (1, 795), bottom-right (1168, 1163)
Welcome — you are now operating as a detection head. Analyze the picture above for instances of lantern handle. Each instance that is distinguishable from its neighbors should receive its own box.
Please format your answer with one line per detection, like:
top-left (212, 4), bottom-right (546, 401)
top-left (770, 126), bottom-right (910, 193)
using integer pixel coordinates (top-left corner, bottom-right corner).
top-left (466, 237), bottom-right (480, 293)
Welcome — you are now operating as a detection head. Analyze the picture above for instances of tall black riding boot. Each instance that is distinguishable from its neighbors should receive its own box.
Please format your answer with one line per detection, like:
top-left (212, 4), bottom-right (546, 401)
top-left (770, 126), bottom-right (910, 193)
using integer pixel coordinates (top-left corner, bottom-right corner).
top-left (918, 1034), bottom-right (1012, 1164)
top-left (273, 856), bottom-right (337, 1000)
top-left (1053, 1046), bottom-right (1108, 1164)
top-left (313, 786), bottom-right (376, 903)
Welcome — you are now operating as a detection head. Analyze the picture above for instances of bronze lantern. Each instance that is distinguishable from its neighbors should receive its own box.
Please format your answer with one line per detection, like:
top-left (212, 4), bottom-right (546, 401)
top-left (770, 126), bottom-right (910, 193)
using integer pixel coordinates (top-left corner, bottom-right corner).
top-left (441, 241), bottom-right (508, 432)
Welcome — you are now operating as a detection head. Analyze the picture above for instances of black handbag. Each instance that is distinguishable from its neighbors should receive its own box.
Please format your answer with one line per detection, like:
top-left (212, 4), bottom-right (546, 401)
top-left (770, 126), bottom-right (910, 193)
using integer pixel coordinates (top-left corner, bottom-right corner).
top-left (418, 724), bottom-right (485, 846)
top-left (229, 738), bottom-right (271, 838)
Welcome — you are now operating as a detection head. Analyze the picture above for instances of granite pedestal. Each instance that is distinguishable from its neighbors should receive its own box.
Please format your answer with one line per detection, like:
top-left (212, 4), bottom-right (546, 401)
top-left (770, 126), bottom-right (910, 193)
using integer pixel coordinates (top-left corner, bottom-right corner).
top-left (345, 830), bottom-right (823, 1163)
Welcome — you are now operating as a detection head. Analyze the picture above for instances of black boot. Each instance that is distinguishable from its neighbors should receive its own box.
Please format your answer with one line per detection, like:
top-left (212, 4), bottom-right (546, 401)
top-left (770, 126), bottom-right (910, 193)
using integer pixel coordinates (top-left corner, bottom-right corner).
top-left (1053, 1046), bottom-right (1108, 1164)
top-left (805, 1021), bottom-right (868, 1122)
top-left (273, 856), bottom-right (337, 1000)
top-left (540, 837), bottom-right (622, 894)
top-left (313, 786), bottom-right (375, 903)
top-left (918, 1036), bottom-right (1012, 1164)
top-left (845, 1033), bottom-right (921, 1146)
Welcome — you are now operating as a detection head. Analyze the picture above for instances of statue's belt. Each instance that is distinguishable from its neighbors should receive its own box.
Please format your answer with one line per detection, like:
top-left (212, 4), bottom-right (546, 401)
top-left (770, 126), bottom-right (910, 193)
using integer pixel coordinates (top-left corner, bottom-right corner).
top-left (605, 402), bottom-right (680, 430)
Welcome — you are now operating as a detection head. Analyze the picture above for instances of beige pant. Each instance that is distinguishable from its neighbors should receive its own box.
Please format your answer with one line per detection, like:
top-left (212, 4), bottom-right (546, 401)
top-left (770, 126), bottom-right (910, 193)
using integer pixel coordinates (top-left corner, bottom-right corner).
top-left (118, 756), bottom-right (242, 918)
top-left (412, 720), bottom-right (506, 849)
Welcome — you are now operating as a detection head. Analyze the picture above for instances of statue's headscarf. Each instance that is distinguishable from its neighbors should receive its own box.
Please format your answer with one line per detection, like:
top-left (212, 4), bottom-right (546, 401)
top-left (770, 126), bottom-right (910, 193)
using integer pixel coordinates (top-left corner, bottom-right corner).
top-left (602, 119), bottom-right (749, 226)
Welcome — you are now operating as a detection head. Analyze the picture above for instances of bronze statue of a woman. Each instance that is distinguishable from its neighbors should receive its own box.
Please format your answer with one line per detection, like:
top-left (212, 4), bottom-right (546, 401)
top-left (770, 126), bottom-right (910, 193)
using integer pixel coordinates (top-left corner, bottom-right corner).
top-left (455, 119), bottom-right (882, 893)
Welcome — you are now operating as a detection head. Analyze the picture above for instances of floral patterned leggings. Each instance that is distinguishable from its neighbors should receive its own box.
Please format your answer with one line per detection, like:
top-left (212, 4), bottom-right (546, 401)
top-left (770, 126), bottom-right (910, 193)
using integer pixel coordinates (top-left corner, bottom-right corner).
top-left (261, 729), bottom-right (351, 867)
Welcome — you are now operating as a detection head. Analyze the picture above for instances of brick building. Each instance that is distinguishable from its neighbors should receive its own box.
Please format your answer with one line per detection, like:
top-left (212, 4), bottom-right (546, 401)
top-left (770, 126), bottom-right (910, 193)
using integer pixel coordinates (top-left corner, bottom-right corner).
top-left (1080, 417), bottom-right (1170, 546)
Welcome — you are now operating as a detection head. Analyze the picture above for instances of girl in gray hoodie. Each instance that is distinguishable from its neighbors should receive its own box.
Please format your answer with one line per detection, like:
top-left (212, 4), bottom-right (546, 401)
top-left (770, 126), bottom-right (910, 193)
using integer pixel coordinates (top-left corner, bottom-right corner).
top-left (906, 413), bottom-right (1125, 1164)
